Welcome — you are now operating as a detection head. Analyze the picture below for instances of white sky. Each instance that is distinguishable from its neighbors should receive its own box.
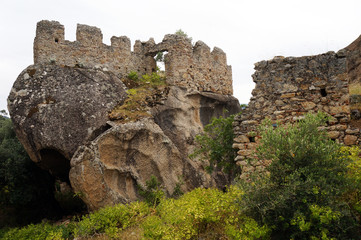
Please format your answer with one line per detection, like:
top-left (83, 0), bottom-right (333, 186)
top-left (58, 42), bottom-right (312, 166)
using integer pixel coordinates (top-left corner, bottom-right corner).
top-left (1, 0), bottom-right (361, 113)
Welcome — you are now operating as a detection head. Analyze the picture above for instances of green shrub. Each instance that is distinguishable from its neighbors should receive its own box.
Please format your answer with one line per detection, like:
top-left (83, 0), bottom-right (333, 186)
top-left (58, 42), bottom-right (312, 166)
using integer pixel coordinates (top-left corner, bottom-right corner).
top-left (142, 186), bottom-right (270, 240)
top-left (141, 71), bottom-right (166, 87)
top-left (341, 146), bottom-right (361, 219)
top-left (127, 69), bottom-right (166, 87)
top-left (0, 222), bottom-right (65, 240)
top-left (1, 186), bottom-right (270, 239)
top-left (190, 114), bottom-right (240, 181)
top-left (127, 71), bottom-right (139, 81)
top-left (239, 112), bottom-right (360, 239)
top-left (73, 201), bottom-right (149, 238)
top-left (138, 175), bottom-right (165, 207)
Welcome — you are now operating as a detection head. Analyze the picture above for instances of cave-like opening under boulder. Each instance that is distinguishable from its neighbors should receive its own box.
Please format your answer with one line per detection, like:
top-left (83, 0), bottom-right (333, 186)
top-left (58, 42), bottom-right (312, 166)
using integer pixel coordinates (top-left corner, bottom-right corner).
top-left (39, 148), bottom-right (71, 183)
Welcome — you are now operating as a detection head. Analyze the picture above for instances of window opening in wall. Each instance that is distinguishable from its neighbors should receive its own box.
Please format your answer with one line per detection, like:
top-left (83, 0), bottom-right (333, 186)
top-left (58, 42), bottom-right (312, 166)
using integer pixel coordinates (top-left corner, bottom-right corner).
top-left (320, 88), bottom-right (327, 97)
top-left (249, 136), bottom-right (256, 142)
top-left (55, 38), bottom-right (59, 43)
top-left (154, 51), bottom-right (168, 71)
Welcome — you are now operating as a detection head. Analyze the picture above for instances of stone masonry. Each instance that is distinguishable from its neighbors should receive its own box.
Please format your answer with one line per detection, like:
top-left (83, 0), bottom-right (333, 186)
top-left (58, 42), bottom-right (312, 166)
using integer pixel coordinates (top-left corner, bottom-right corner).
top-left (233, 42), bottom-right (361, 178)
top-left (34, 20), bottom-right (233, 95)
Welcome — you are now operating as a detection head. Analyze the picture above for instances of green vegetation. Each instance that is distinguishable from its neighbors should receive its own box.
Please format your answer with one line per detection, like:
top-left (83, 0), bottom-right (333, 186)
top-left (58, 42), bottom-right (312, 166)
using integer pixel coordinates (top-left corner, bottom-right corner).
top-left (0, 187), bottom-right (269, 240)
top-left (2, 112), bottom-right (361, 239)
top-left (190, 114), bottom-right (241, 181)
top-left (239, 112), bottom-right (361, 239)
top-left (138, 175), bottom-right (165, 208)
top-left (109, 70), bottom-right (167, 122)
top-left (0, 112), bottom-right (60, 227)
top-left (349, 82), bottom-right (361, 95)
top-left (155, 52), bottom-right (164, 63)
top-left (349, 83), bottom-right (361, 113)
top-left (175, 29), bottom-right (192, 42)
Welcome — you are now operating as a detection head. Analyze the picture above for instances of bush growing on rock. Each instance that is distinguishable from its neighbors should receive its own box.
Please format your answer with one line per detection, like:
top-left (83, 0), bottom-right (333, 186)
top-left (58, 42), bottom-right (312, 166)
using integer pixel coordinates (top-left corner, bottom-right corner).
top-left (190, 114), bottom-right (241, 182)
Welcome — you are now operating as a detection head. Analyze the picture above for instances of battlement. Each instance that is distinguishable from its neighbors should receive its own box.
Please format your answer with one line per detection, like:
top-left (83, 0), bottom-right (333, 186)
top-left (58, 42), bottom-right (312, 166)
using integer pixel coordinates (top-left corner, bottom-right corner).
top-left (34, 20), bottom-right (233, 95)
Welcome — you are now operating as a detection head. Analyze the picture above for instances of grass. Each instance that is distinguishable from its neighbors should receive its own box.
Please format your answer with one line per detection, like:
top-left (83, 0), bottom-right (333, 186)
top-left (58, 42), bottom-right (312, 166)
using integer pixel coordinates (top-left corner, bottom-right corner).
top-left (349, 83), bottom-right (361, 95)
top-left (109, 71), bottom-right (167, 123)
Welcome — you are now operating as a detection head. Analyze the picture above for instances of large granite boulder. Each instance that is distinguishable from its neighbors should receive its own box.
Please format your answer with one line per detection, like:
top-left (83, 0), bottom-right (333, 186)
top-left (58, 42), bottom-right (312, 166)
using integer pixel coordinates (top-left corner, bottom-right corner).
top-left (70, 118), bottom-right (200, 210)
top-left (8, 64), bottom-right (127, 181)
top-left (69, 86), bottom-right (241, 210)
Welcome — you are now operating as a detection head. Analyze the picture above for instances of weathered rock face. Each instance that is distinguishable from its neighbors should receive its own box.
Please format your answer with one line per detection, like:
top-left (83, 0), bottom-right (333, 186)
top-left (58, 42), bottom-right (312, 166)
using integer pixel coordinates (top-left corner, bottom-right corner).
top-left (8, 64), bottom-right (127, 180)
top-left (152, 86), bottom-right (240, 156)
top-left (69, 86), bottom-right (241, 210)
top-left (70, 119), bottom-right (200, 210)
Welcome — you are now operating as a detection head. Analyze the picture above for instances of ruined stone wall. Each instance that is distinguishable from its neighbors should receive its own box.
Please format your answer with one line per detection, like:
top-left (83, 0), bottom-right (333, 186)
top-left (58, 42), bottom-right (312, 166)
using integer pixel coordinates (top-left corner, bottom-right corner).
top-left (34, 20), bottom-right (156, 78)
top-left (233, 50), bottom-right (361, 178)
top-left (148, 35), bottom-right (233, 95)
top-left (34, 20), bottom-right (233, 95)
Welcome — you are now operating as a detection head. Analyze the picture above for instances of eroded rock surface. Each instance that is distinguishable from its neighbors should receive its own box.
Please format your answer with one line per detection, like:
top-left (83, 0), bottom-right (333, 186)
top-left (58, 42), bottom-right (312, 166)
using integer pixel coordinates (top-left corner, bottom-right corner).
top-left (70, 119), bottom-right (199, 210)
top-left (69, 86), bottom-right (241, 210)
top-left (8, 64), bottom-right (127, 180)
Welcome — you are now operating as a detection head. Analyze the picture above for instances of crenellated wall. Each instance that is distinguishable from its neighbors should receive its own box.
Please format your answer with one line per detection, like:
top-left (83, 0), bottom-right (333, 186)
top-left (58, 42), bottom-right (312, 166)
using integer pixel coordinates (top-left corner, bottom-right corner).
top-left (34, 20), bottom-right (233, 95)
top-left (148, 36), bottom-right (233, 95)
top-left (34, 20), bottom-right (156, 78)
top-left (233, 47), bottom-right (361, 179)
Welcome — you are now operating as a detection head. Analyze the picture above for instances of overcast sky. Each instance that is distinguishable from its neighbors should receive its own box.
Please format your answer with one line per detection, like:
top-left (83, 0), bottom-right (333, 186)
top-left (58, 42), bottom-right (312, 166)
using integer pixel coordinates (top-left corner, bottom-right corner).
top-left (1, 0), bottom-right (361, 113)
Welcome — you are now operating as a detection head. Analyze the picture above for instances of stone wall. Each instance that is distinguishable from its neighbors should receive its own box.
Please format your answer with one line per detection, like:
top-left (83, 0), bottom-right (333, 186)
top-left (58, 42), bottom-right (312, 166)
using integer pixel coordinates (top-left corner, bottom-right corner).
top-left (233, 48), bottom-right (361, 178)
top-left (34, 20), bottom-right (156, 78)
top-left (148, 36), bottom-right (233, 95)
top-left (34, 20), bottom-right (233, 95)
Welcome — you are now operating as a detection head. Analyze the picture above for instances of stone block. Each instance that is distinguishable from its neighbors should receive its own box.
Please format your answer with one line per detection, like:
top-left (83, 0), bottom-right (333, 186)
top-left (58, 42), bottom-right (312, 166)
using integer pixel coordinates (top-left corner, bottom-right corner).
top-left (346, 128), bottom-right (360, 134)
top-left (301, 101), bottom-right (316, 110)
top-left (329, 106), bottom-right (349, 115)
top-left (328, 131), bottom-right (340, 139)
top-left (281, 93), bottom-right (296, 98)
top-left (238, 160), bottom-right (248, 166)
top-left (242, 120), bottom-right (259, 125)
top-left (234, 135), bottom-right (250, 143)
top-left (232, 143), bottom-right (245, 150)
top-left (344, 135), bottom-right (358, 145)
top-left (237, 149), bottom-right (253, 156)
top-left (235, 155), bottom-right (245, 161)
top-left (335, 124), bottom-right (347, 131)
top-left (275, 100), bottom-right (284, 106)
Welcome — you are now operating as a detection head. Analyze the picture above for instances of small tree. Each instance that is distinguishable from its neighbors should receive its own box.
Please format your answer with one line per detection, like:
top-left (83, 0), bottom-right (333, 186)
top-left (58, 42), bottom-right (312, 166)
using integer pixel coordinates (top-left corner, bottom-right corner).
top-left (239, 112), bottom-right (360, 239)
top-left (175, 29), bottom-right (192, 42)
top-left (190, 114), bottom-right (240, 182)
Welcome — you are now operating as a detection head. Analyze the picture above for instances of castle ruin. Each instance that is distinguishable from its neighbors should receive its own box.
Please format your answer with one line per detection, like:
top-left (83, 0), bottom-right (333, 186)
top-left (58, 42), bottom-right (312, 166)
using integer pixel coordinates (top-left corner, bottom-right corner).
top-left (34, 20), bottom-right (233, 95)
top-left (233, 35), bottom-right (361, 178)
